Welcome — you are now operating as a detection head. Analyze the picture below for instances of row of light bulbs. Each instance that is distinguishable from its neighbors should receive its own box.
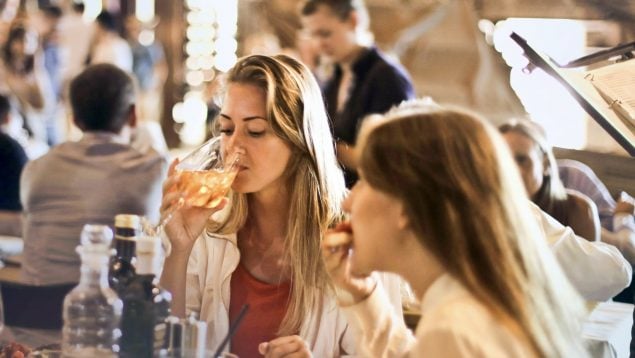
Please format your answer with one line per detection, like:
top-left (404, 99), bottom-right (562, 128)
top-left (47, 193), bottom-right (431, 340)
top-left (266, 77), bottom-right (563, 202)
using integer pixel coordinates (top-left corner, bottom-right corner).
top-left (174, 1), bottom-right (238, 146)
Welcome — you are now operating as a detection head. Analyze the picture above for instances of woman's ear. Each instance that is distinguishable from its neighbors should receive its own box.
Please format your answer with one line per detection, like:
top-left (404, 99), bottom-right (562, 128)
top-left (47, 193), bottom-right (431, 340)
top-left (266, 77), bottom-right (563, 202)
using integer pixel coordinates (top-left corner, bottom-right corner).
top-left (347, 10), bottom-right (358, 30)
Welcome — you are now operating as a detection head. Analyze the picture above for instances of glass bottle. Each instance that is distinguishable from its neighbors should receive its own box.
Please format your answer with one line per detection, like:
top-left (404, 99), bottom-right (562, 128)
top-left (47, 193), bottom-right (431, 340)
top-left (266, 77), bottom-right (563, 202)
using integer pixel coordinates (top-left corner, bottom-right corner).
top-left (62, 224), bottom-right (123, 357)
top-left (119, 235), bottom-right (172, 358)
top-left (109, 214), bottom-right (140, 293)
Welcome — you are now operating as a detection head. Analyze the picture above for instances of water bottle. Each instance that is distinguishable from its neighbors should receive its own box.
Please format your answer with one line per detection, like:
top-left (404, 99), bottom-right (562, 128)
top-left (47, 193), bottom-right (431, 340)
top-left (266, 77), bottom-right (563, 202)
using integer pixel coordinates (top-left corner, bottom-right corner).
top-left (62, 224), bottom-right (123, 357)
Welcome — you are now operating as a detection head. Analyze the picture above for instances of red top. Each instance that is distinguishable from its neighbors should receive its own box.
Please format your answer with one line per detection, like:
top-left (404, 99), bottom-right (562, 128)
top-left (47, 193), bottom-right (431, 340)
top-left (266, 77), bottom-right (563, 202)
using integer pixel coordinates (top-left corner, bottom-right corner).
top-left (229, 263), bottom-right (292, 357)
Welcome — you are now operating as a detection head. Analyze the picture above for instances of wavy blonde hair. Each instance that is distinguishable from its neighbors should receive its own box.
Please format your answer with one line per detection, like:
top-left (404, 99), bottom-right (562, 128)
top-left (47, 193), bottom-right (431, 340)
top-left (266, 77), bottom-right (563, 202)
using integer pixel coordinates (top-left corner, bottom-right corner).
top-left (209, 54), bottom-right (347, 335)
top-left (357, 101), bottom-right (588, 357)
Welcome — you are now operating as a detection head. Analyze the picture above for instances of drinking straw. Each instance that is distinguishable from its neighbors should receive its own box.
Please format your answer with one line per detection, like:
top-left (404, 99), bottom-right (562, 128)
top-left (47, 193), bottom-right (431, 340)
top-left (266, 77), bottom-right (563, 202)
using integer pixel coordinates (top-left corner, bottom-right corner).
top-left (213, 304), bottom-right (250, 357)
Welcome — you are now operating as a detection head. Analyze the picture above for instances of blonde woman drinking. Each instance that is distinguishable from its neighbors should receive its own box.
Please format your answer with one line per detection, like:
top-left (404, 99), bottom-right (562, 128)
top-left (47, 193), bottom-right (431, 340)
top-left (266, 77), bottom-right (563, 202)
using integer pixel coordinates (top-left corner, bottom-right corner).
top-left (160, 54), bottom-right (402, 357)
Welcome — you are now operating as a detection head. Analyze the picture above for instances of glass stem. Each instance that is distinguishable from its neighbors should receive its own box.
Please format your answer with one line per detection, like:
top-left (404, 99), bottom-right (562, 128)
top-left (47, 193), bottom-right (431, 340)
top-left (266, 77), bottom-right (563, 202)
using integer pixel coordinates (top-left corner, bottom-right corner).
top-left (154, 197), bottom-right (184, 236)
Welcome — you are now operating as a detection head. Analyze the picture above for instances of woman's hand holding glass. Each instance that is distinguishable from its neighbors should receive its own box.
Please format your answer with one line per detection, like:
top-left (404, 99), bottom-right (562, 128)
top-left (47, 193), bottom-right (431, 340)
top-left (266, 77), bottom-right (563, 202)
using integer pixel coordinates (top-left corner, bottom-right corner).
top-left (322, 222), bottom-right (376, 306)
top-left (159, 136), bottom-right (241, 253)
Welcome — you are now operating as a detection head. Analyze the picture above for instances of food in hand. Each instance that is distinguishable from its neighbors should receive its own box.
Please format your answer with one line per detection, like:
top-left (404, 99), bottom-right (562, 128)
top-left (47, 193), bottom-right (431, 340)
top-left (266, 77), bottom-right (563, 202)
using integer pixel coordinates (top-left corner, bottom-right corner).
top-left (325, 223), bottom-right (353, 253)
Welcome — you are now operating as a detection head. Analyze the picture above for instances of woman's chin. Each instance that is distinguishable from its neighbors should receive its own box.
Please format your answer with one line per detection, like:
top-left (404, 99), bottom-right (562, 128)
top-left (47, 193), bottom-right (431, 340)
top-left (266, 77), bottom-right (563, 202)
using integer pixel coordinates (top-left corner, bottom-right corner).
top-left (349, 259), bottom-right (372, 278)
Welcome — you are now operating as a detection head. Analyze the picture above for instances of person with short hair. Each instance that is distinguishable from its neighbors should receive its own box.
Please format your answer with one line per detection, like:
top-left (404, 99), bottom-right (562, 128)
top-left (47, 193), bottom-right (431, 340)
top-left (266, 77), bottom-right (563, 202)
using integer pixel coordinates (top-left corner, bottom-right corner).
top-left (323, 101), bottom-right (589, 357)
top-left (20, 64), bottom-right (166, 285)
top-left (300, 0), bottom-right (415, 187)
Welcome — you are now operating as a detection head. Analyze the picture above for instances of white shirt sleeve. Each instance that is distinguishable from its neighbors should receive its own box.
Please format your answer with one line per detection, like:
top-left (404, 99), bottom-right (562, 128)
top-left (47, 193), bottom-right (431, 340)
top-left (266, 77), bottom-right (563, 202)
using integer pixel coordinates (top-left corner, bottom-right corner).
top-left (342, 280), bottom-right (415, 357)
top-left (531, 203), bottom-right (632, 301)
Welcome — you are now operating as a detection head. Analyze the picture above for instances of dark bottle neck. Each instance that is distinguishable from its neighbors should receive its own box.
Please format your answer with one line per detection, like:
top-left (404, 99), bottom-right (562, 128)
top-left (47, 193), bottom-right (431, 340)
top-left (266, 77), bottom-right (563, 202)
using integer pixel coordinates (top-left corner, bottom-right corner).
top-left (114, 237), bottom-right (136, 261)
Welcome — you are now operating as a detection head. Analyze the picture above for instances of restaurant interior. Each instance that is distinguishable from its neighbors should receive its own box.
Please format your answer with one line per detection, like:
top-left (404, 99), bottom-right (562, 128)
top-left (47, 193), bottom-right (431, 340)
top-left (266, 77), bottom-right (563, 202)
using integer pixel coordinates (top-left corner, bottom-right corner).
top-left (0, 0), bottom-right (634, 356)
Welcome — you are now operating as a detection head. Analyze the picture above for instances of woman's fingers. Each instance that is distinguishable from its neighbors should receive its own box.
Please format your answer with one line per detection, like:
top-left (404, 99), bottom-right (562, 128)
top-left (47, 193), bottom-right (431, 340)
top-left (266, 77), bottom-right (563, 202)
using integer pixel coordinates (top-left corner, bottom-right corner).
top-left (259, 335), bottom-right (310, 358)
top-left (160, 191), bottom-right (183, 214)
top-left (322, 231), bottom-right (351, 269)
top-left (167, 158), bottom-right (180, 175)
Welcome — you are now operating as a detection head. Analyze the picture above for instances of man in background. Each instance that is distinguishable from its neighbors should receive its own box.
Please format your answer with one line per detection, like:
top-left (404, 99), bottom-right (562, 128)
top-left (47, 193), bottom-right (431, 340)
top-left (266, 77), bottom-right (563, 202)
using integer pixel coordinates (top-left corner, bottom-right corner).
top-left (20, 64), bottom-right (166, 285)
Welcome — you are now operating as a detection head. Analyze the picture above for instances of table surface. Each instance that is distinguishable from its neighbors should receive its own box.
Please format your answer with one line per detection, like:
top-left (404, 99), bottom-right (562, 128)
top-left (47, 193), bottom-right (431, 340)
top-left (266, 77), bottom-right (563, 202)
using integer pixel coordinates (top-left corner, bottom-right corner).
top-left (0, 262), bottom-right (23, 284)
top-left (2, 261), bottom-right (633, 356)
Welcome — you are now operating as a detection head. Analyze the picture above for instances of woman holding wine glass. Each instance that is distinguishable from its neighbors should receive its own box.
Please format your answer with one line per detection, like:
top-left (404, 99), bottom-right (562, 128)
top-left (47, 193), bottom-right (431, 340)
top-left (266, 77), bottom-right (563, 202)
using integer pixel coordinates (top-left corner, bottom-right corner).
top-left (322, 101), bottom-right (589, 357)
top-left (160, 54), bottom-right (402, 357)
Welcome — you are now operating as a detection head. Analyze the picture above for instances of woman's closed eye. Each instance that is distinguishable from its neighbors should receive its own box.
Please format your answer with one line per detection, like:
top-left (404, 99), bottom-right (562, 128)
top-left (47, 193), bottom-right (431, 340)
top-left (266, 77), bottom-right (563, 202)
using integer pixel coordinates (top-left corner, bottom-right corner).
top-left (219, 127), bottom-right (265, 138)
top-left (220, 128), bottom-right (234, 135)
top-left (248, 130), bottom-right (265, 137)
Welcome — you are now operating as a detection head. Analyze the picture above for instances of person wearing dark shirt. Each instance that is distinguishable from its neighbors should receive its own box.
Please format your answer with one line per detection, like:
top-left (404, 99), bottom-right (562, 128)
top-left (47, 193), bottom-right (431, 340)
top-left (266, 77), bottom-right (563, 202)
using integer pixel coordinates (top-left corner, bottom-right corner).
top-left (301, 0), bottom-right (415, 187)
top-left (0, 94), bottom-right (28, 211)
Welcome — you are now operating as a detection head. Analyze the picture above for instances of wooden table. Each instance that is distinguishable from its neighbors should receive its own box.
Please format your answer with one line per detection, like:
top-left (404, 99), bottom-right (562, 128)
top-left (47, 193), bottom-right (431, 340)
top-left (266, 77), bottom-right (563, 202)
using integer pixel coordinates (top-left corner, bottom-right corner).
top-left (0, 264), bottom-right (23, 284)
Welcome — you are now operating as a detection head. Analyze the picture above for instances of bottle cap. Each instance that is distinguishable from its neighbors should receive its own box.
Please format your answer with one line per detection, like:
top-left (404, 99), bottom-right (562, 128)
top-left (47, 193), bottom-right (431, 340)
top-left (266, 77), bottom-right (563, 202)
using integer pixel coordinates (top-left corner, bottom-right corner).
top-left (80, 224), bottom-right (113, 247)
top-left (114, 214), bottom-right (141, 230)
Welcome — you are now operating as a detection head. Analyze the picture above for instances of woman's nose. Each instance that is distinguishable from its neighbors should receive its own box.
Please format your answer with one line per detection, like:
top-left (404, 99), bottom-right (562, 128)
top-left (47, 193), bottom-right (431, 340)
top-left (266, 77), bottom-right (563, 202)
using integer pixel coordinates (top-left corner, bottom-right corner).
top-left (224, 133), bottom-right (246, 158)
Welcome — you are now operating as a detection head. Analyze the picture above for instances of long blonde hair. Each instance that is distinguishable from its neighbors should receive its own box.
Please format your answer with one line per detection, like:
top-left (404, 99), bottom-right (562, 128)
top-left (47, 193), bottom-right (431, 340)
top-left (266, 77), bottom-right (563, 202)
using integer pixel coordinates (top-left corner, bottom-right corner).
top-left (210, 54), bottom-right (347, 335)
top-left (358, 101), bottom-right (588, 357)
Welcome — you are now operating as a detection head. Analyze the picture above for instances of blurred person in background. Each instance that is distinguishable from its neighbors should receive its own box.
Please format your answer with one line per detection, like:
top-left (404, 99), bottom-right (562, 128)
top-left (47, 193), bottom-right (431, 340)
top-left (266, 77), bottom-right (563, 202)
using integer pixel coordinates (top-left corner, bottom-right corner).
top-left (323, 102), bottom-right (589, 357)
top-left (38, 5), bottom-right (63, 102)
top-left (300, 0), bottom-right (415, 187)
top-left (87, 11), bottom-right (132, 73)
top-left (124, 16), bottom-right (166, 123)
top-left (123, 16), bottom-right (168, 155)
top-left (0, 93), bottom-right (27, 236)
top-left (59, 1), bottom-right (93, 90)
top-left (500, 119), bottom-right (600, 242)
top-left (558, 160), bottom-right (635, 264)
top-left (0, 24), bottom-right (55, 147)
top-left (36, 5), bottom-right (64, 145)
top-left (20, 64), bottom-right (166, 285)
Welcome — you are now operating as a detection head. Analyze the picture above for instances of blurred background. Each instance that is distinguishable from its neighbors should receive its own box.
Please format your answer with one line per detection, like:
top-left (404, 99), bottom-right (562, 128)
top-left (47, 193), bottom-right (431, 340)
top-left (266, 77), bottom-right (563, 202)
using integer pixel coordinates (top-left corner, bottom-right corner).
top-left (1, 0), bottom-right (633, 154)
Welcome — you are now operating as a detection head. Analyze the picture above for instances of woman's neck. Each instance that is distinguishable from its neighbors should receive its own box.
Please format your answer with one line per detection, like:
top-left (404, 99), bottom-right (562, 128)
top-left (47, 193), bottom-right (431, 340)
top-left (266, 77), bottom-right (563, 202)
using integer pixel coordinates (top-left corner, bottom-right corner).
top-left (238, 188), bottom-right (292, 283)
top-left (246, 187), bottom-right (289, 239)
top-left (395, 233), bottom-right (444, 300)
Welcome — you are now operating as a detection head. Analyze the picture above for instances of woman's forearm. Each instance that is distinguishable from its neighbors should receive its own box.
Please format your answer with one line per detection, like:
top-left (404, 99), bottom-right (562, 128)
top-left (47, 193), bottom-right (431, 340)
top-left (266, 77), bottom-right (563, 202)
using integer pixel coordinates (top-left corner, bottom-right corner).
top-left (160, 248), bottom-right (192, 318)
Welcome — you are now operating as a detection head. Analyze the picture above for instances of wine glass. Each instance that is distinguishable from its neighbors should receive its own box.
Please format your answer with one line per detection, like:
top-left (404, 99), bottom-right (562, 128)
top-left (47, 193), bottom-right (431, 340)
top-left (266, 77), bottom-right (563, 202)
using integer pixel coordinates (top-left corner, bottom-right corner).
top-left (154, 136), bottom-right (241, 235)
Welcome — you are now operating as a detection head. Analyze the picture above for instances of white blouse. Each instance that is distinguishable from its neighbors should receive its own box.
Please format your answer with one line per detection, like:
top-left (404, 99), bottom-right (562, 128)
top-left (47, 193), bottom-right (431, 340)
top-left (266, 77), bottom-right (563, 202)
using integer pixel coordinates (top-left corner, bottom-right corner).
top-left (343, 274), bottom-right (534, 357)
